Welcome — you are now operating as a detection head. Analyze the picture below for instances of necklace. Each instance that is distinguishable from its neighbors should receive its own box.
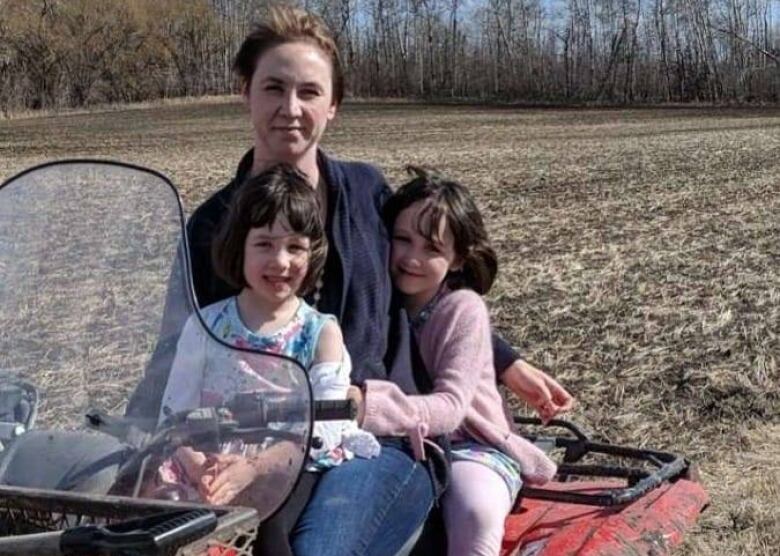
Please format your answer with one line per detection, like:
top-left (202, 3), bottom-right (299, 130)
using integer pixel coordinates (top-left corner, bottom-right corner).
top-left (409, 285), bottom-right (448, 332)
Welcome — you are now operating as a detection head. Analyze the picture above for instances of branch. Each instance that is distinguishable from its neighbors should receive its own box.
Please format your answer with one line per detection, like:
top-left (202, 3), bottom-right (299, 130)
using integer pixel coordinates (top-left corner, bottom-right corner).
top-left (711, 25), bottom-right (780, 66)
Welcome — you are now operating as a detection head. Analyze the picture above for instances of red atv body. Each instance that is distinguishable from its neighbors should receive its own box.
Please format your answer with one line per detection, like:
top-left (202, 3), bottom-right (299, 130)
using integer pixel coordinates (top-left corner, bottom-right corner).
top-left (500, 419), bottom-right (709, 556)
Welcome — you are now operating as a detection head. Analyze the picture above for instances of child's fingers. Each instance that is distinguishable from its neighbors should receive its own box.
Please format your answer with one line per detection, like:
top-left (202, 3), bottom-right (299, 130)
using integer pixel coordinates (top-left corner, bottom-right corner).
top-left (210, 453), bottom-right (240, 467)
top-left (206, 482), bottom-right (235, 505)
top-left (558, 398), bottom-right (575, 412)
top-left (538, 400), bottom-right (557, 424)
top-left (551, 388), bottom-right (575, 411)
top-left (538, 397), bottom-right (575, 424)
top-left (541, 375), bottom-right (575, 411)
top-left (522, 378), bottom-right (552, 407)
top-left (206, 469), bottom-right (233, 496)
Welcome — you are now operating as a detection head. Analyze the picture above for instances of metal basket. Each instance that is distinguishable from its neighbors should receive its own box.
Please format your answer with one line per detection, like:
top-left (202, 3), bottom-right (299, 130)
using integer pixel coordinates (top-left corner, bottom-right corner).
top-left (0, 484), bottom-right (259, 555)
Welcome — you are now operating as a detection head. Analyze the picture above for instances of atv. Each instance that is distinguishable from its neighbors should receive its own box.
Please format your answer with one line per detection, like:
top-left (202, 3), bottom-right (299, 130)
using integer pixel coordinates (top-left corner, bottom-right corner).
top-left (0, 161), bottom-right (707, 555)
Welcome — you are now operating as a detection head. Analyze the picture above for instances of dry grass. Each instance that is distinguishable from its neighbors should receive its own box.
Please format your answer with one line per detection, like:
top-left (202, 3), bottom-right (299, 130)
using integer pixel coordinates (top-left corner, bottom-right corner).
top-left (0, 94), bottom-right (239, 121)
top-left (1, 101), bottom-right (779, 554)
top-left (0, 166), bottom-right (182, 428)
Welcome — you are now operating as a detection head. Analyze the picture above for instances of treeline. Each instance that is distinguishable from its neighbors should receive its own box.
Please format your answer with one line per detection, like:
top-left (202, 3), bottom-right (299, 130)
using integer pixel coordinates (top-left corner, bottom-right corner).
top-left (0, 0), bottom-right (257, 114)
top-left (2, 0), bottom-right (780, 115)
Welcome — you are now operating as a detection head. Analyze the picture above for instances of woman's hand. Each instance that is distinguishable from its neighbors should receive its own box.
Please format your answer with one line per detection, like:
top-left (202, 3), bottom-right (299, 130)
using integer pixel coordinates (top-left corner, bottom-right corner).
top-left (200, 453), bottom-right (260, 505)
top-left (347, 385), bottom-right (366, 425)
top-left (502, 360), bottom-right (574, 424)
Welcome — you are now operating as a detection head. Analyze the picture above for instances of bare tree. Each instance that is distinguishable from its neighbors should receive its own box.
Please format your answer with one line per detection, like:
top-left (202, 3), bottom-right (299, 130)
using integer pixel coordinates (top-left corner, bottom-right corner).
top-left (3, 0), bottom-right (780, 114)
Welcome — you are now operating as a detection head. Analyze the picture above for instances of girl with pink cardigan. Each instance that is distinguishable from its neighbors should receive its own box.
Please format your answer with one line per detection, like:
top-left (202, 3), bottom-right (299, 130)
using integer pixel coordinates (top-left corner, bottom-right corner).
top-left (349, 167), bottom-right (574, 556)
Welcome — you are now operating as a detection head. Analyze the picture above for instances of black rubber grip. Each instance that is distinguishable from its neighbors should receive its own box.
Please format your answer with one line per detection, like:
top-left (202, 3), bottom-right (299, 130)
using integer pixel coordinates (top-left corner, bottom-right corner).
top-left (230, 394), bottom-right (357, 424)
top-left (314, 399), bottom-right (357, 421)
top-left (60, 509), bottom-right (217, 555)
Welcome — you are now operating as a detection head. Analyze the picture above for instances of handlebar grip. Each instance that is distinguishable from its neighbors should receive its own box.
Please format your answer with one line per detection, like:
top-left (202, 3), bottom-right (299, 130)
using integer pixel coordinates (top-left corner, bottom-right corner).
top-left (60, 509), bottom-right (217, 555)
top-left (314, 399), bottom-right (357, 421)
top-left (230, 394), bottom-right (357, 424)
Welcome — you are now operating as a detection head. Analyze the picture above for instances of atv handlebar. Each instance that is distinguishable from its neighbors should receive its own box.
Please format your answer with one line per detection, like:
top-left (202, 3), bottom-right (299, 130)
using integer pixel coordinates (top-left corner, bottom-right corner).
top-left (224, 393), bottom-right (357, 425)
top-left (85, 397), bottom-right (357, 497)
top-left (86, 397), bottom-right (357, 448)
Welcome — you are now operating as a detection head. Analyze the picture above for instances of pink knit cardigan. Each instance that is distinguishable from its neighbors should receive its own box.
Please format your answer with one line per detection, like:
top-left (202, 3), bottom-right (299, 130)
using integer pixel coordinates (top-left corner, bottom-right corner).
top-left (361, 289), bottom-right (556, 486)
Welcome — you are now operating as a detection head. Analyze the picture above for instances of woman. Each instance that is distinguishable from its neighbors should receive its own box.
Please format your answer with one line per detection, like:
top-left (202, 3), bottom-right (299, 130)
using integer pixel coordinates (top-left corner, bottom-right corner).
top-left (183, 6), bottom-right (572, 555)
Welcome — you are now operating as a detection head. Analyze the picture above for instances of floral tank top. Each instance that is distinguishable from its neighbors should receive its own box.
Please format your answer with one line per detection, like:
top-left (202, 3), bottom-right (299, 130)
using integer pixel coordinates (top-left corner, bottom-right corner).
top-left (196, 297), bottom-right (332, 408)
top-left (159, 296), bottom-right (334, 420)
top-left (207, 297), bottom-right (327, 367)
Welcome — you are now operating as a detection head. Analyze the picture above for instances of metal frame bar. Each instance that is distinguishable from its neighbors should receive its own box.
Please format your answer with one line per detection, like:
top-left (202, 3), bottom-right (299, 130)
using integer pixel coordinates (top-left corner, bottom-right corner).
top-left (516, 417), bottom-right (693, 507)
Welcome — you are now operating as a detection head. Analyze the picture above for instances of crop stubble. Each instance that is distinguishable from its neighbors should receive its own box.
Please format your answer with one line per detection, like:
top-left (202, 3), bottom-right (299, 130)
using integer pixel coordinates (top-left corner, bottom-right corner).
top-left (1, 101), bottom-right (779, 554)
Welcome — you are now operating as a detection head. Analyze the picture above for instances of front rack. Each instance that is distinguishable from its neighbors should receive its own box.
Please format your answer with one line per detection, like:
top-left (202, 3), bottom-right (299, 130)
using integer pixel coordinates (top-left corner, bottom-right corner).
top-left (0, 484), bottom-right (258, 555)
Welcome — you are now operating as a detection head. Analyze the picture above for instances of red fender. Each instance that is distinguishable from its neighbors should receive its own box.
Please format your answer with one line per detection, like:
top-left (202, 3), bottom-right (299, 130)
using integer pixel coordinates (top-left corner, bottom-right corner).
top-left (502, 479), bottom-right (708, 556)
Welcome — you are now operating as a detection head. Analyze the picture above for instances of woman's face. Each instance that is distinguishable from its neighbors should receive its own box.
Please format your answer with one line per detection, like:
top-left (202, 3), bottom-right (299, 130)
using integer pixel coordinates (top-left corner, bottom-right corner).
top-left (244, 41), bottom-right (337, 164)
top-left (390, 201), bottom-right (460, 312)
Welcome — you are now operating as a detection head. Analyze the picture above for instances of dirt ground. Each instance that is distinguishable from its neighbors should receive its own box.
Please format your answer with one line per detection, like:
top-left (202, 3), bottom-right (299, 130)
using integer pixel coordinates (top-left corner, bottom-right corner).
top-left (1, 99), bottom-right (779, 554)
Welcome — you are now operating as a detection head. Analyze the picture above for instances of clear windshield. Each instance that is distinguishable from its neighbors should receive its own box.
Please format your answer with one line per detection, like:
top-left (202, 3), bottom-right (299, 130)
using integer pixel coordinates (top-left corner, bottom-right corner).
top-left (0, 161), bottom-right (311, 518)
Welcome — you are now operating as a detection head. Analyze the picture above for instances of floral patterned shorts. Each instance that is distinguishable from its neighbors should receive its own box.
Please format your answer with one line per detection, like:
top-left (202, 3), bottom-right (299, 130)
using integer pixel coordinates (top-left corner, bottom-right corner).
top-left (450, 441), bottom-right (524, 500)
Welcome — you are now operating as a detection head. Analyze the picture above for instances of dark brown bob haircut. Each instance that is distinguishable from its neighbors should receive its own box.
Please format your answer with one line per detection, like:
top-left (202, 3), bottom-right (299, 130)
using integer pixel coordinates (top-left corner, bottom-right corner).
top-left (212, 163), bottom-right (327, 296)
top-left (233, 5), bottom-right (344, 106)
top-left (383, 166), bottom-right (498, 295)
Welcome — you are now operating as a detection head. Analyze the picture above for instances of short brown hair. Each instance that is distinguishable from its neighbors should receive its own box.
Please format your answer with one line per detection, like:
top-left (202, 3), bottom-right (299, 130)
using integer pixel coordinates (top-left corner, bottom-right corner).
top-left (212, 163), bottom-right (327, 296)
top-left (233, 5), bottom-right (344, 106)
top-left (384, 166), bottom-right (498, 295)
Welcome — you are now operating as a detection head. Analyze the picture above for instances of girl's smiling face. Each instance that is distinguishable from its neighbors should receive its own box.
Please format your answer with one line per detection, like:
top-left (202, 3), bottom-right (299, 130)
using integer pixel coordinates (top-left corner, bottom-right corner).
top-left (242, 217), bottom-right (311, 308)
top-left (390, 200), bottom-right (461, 314)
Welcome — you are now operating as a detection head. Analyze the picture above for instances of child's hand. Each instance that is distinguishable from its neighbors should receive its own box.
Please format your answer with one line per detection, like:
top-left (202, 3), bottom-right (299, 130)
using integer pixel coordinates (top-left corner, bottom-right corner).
top-left (347, 385), bottom-right (366, 425)
top-left (174, 447), bottom-right (209, 484)
top-left (503, 360), bottom-right (574, 424)
top-left (201, 454), bottom-right (260, 505)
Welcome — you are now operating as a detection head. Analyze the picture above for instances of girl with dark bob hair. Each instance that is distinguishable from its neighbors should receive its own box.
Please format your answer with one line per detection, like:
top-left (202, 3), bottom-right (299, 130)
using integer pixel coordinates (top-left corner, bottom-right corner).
top-left (157, 163), bottom-right (379, 555)
top-left (353, 167), bottom-right (557, 556)
top-left (211, 163), bottom-right (328, 297)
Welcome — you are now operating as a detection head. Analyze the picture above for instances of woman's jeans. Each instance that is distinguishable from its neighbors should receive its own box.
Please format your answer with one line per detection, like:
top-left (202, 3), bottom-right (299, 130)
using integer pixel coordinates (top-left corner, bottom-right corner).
top-left (292, 442), bottom-right (435, 556)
